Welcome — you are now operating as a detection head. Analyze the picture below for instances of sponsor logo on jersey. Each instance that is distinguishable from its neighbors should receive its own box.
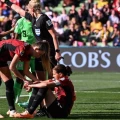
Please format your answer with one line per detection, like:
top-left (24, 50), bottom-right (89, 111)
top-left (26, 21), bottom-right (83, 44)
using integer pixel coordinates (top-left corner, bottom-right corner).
top-left (35, 29), bottom-right (40, 36)
top-left (46, 20), bottom-right (52, 26)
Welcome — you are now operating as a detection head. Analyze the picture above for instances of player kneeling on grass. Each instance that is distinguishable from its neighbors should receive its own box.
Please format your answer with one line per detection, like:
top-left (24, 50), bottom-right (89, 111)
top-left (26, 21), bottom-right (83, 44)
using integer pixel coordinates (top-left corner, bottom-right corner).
top-left (0, 39), bottom-right (51, 118)
top-left (14, 64), bottom-right (76, 118)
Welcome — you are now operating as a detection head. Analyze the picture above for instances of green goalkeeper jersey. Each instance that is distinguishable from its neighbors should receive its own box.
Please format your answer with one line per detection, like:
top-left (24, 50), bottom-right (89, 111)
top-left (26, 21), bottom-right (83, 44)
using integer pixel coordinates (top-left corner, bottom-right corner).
top-left (14, 17), bottom-right (35, 44)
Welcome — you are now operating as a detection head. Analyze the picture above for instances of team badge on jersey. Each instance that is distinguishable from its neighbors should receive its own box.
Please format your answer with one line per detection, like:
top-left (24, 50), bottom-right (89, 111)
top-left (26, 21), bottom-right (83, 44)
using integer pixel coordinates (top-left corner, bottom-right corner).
top-left (46, 20), bottom-right (52, 26)
top-left (35, 29), bottom-right (41, 36)
top-left (20, 51), bottom-right (24, 56)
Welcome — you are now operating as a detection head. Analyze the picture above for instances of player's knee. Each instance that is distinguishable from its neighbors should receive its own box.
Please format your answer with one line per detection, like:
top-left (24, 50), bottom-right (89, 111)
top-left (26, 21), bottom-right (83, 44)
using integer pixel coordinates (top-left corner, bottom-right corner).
top-left (38, 88), bottom-right (48, 97)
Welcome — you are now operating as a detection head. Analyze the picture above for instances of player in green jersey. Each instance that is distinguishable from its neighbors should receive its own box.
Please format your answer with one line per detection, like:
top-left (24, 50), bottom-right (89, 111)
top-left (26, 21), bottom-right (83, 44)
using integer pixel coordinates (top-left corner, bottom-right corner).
top-left (14, 17), bottom-right (35, 108)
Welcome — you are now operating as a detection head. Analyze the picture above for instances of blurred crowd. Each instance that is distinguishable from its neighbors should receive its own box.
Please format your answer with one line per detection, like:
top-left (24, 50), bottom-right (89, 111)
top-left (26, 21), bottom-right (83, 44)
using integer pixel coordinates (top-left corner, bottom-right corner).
top-left (1, 0), bottom-right (120, 47)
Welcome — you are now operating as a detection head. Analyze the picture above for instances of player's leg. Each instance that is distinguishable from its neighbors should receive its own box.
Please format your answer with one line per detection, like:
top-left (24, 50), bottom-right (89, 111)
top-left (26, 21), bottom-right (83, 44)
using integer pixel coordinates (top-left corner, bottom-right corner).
top-left (14, 61), bottom-right (24, 103)
top-left (35, 56), bottom-right (57, 117)
top-left (0, 63), bottom-right (16, 117)
top-left (18, 58), bottom-right (35, 109)
top-left (34, 58), bottom-right (48, 116)
top-left (0, 70), bottom-right (3, 118)
top-left (14, 88), bottom-right (49, 118)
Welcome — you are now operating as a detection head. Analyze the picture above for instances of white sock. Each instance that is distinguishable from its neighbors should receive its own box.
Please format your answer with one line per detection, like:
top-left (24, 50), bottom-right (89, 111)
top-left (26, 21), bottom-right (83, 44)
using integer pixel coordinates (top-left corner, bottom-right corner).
top-left (10, 110), bottom-right (16, 114)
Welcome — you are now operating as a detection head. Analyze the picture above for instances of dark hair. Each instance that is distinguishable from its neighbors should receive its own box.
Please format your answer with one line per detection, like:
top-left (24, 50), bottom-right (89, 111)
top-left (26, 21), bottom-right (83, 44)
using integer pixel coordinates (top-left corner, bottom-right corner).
top-left (53, 64), bottom-right (72, 76)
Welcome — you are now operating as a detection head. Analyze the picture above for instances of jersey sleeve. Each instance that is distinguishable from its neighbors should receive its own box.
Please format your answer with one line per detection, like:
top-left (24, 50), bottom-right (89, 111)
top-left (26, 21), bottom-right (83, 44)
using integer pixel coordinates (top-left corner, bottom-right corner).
top-left (44, 15), bottom-right (53, 30)
top-left (14, 18), bottom-right (23, 34)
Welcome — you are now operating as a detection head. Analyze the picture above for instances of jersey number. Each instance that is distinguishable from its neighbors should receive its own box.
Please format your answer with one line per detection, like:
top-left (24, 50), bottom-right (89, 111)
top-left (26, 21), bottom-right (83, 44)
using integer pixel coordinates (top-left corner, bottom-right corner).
top-left (22, 30), bottom-right (26, 37)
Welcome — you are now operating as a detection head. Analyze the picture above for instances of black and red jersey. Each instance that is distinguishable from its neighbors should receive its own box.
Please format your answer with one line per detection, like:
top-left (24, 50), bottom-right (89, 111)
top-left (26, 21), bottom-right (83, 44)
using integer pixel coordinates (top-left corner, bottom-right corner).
top-left (0, 39), bottom-right (31, 62)
top-left (52, 76), bottom-right (76, 114)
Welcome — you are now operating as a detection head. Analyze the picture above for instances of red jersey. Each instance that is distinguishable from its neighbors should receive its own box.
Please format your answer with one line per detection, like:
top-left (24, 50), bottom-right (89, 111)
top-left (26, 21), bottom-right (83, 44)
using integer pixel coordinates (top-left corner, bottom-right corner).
top-left (0, 39), bottom-right (31, 62)
top-left (52, 76), bottom-right (76, 114)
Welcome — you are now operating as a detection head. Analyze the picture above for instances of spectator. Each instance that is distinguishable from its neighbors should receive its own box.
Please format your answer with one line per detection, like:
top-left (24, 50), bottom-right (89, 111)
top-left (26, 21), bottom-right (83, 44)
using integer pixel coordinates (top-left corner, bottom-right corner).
top-left (108, 9), bottom-right (119, 25)
top-left (76, 8), bottom-right (85, 26)
top-left (59, 8), bottom-right (69, 28)
top-left (80, 20), bottom-right (90, 44)
top-left (102, 4), bottom-right (111, 20)
top-left (92, 2), bottom-right (99, 15)
top-left (111, 24), bottom-right (120, 45)
top-left (81, 3), bottom-right (88, 20)
top-left (90, 16), bottom-right (103, 35)
top-left (68, 4), bottom-right (78, 20)
top-left (98, 24), bottom-right (110, 46)
top-left (63, 23), bottom-right (80, 46)
top-left (87, 8), bottom-right (94, 25)
top-left (106, 20), bottom-right (114, 39)
top-left (96, 9), bottom-right (107, 24)
top-left (85, 0), bottom-right (94, 10)
top-left (44, 6), bottom-right (53, 19)
top-left (51, 11), bottom-right (60, 23)
top-left (53, 21), bottom-right (64, 35)
top-left (97, 0), bottom-right (108, 10)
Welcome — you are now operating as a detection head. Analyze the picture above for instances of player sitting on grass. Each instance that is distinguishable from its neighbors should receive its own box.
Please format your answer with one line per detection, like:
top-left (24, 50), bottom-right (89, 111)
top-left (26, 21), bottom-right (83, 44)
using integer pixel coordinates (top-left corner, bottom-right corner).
top-left (14, 64), bottom-right (76, 118)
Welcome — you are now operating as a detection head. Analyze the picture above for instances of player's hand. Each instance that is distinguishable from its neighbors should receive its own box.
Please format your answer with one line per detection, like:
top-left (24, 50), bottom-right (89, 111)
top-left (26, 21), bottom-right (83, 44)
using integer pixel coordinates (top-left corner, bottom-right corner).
top-left (55, 52), bottom-right (62, 61)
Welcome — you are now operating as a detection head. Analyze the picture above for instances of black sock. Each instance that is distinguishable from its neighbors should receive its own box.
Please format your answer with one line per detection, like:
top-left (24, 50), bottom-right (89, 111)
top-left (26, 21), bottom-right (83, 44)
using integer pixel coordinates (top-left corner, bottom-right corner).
top-left (27, 88), bottom-right (39, 108)
top-left (5, 79), bottom-right (15, 110)
top-left (28, 88), bottom-right (48, 114)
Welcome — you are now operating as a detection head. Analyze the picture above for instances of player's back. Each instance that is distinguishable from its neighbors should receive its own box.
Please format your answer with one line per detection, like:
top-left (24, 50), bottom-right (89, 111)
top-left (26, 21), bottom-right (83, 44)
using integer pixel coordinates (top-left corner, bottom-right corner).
top-left (14, 17), bottom-right (35, 44)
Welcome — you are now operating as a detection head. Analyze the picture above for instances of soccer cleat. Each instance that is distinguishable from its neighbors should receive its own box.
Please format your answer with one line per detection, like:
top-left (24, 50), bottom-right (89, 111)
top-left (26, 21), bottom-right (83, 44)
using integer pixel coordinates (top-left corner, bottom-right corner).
top-left (9, 111), bottom-right (19, 117)
top-left (35, 109), bottom-right (46, 117)
top-left (18, 102), bottom-right (28, 109)
top-left (0, 114), bottom-right (4, 118)
top-left (13, 110), bottom-right (34, 118)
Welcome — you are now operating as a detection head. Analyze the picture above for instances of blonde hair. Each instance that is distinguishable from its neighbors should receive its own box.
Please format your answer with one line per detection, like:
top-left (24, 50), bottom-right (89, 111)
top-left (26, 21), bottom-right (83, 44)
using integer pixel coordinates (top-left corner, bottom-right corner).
top-left (32, 40), bottom-right (51, 74)
top-left (32, 2), bottom-right (41, 12)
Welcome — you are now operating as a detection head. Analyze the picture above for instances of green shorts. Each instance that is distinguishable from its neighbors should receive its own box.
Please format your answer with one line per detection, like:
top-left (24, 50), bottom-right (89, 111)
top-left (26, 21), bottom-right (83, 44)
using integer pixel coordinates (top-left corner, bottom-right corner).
top-left (16, 58), bottom-right (35, 72)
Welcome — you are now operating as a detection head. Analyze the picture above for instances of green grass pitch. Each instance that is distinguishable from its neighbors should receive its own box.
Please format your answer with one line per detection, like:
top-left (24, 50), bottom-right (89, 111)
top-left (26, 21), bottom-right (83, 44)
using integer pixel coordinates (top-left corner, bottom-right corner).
top-left (1, 72), bottom-right (120, 119)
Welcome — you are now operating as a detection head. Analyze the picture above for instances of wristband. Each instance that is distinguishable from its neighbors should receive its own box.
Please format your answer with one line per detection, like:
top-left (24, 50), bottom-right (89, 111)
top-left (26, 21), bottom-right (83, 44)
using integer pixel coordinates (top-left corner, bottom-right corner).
top-left (5, 0), bottom-right (13, 7)
top-left (55, 49), bottom-right (60, 53)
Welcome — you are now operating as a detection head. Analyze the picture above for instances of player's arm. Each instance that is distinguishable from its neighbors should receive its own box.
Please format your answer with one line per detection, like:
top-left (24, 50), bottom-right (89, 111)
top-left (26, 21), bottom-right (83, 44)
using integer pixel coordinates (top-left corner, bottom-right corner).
top-left (23, 61), bottom-right (39, 82)
top-left (48, 28), bottom-right (61, 61)
top-left (28, 80), bottom-right (57, 88)
top-left (9, 54), bottom-right (28, 81)
top-left (1, 0), bottom-right (25, 17)
top-left (0, 28), bottom-right (14, 38)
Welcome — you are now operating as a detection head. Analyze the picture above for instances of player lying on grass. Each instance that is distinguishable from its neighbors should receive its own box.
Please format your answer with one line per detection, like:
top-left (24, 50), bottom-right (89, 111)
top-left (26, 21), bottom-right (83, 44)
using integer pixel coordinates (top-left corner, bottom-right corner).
top-left (14, 64), bottom-right (76, 118)
top-left (0, 39), bottom-right (51, 118)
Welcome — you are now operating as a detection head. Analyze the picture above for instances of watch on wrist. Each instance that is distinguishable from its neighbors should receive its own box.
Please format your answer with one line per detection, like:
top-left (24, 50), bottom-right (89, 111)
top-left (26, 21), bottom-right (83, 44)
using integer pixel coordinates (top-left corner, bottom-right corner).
top-left (55, 49), bottom-right (60, 53)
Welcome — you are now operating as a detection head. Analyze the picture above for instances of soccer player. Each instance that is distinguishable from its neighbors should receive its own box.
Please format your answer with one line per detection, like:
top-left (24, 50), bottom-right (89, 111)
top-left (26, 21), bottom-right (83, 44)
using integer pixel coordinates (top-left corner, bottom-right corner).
top-left (13, 16), bottom-right (36, 108)
top-left (1, 0), bottom-right (62, 115)
top-left (1, 0), bottom-right (61, 77)
top-left (0, 39), bottom-right (51, 117)
top-left (14, 64), bottom-right (76, 118)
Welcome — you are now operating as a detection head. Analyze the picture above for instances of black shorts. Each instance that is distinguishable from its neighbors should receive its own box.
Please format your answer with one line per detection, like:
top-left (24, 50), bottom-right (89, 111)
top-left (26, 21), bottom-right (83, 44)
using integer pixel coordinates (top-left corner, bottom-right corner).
top-left (35, 56), bottom-right (57, 71)
top-left (0, 62), bottom-right (8, 67)
top-left (47, 99), bottom-right (68, 118)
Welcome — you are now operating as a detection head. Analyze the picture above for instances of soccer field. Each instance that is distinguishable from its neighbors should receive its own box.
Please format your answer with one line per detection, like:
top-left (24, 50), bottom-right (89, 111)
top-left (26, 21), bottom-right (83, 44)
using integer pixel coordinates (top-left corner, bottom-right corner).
top-left (1, 72), bottom-right (120, 119)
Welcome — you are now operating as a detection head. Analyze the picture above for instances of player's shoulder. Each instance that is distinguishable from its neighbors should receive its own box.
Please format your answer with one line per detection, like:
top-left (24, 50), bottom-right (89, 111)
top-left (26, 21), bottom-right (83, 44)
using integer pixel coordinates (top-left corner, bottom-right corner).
top-left (40, 13), bottom-right (50, 20)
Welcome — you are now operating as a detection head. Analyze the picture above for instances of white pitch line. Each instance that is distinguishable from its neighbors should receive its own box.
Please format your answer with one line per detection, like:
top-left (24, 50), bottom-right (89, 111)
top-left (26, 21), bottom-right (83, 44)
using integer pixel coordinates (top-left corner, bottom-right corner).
top-left (0, 95), bottom-right (29, 99)
top-left (1, 91), bottom-right (120, 99)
